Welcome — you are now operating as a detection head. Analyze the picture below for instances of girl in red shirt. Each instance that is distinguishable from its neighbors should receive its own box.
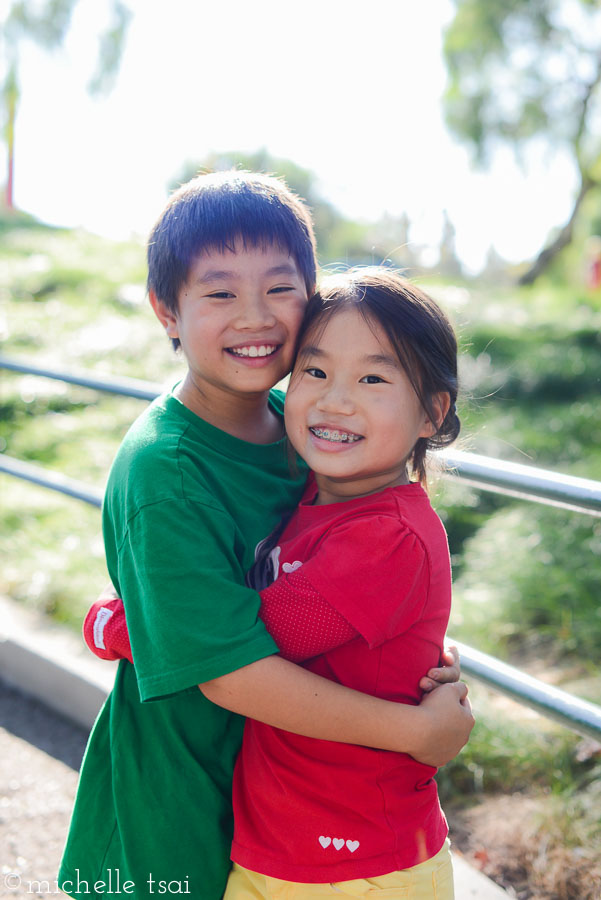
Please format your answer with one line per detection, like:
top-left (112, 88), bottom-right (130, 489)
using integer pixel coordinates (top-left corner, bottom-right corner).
top-left (225, 268), bottom-right (463, 899)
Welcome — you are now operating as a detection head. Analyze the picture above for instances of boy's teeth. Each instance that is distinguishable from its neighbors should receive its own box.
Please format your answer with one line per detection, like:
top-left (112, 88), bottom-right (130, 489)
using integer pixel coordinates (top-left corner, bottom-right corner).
top-left (230, 345), bottom-right (277, 358)
top-left (310, 427), bottom-right (361, 443)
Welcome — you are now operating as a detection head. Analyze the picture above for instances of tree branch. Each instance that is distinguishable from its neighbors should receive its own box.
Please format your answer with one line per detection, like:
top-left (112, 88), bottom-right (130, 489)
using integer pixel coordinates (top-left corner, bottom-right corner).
top-left (574, 53), bottom-right (601, 163)
top-left (518, 173), bottom-right (597, 285)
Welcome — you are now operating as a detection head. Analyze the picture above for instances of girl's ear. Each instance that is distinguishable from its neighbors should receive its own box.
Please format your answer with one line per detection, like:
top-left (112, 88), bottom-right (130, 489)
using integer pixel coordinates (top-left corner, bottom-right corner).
top-left (421, 391), bottom-right (451, 438)
top-left (149, 290), bottom-right (179, 340)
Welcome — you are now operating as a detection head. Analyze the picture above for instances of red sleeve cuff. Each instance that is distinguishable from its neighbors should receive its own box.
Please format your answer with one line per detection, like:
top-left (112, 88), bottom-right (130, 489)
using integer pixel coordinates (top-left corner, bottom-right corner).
top-left (83, 596), bottom-right (133, 663)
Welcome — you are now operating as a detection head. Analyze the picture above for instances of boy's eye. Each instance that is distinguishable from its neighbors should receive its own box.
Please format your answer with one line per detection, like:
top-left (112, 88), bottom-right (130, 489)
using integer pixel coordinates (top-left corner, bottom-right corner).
top-left (306, 367), bottom-right (326, 379)
top-left (268, 285), bottom-right (294, 294)
top-left (360, 374), bottom-right (386, 384)
top-left (207, 290), bottom-right (235, 300)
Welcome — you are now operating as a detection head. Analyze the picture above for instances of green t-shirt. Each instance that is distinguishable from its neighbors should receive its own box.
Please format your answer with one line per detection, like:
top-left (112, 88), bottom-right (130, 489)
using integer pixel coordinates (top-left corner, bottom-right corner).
top-left (59, 389), bottom-right (306, 900)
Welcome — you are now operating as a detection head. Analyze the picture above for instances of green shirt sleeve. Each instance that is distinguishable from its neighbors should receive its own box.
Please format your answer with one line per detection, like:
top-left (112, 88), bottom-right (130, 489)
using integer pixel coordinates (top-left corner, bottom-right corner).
top-left (117, 496), bottom-right (279, 702)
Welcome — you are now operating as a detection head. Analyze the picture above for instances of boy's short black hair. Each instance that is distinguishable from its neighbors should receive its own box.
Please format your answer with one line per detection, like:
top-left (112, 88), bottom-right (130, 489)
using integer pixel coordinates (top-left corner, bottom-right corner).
top-left (147, 170), bottom-right (317, 342)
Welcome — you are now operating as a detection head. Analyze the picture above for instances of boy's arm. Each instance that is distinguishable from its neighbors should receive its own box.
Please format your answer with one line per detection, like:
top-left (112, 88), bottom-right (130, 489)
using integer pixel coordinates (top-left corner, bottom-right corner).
top-left (200, 659), bottom-right (473, 766)
top-left (83, 588), bottom-right (471, 764)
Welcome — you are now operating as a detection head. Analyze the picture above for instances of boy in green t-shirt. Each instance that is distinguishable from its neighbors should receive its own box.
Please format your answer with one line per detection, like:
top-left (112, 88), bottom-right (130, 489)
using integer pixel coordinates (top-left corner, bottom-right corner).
top-left (59, 171), bottom-right (473, 900)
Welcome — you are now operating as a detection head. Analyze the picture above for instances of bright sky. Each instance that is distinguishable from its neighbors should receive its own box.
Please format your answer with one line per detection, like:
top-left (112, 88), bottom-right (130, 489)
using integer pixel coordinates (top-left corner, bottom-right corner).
top-left (1, 0), bottom-right (578, 272)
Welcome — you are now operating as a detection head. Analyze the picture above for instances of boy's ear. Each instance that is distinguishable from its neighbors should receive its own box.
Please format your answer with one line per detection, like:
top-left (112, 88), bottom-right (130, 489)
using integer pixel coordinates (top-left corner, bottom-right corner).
top-left (149, 290), bottom-right (179, 340)
top-left (420, 392), bottom-right (451, 438)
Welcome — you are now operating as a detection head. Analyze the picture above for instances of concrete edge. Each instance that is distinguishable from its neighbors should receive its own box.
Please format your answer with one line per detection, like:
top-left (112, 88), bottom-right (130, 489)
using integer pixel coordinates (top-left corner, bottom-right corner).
top-left (0, 594), bottom-right (116, 731)
top-left (0, 595), bottom-right (509, 897)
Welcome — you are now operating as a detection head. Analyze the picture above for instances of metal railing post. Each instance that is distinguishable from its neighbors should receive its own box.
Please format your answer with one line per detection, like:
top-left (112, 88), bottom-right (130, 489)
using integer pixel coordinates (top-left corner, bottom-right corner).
top-left (0, 454), bottom-right (103, 507)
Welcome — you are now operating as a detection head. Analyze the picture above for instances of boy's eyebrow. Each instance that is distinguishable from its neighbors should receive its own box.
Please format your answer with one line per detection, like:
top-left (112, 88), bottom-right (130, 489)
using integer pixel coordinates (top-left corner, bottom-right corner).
top-left (194, 263), bottom-right (299, 285)
top-left (266, 263), bottom-right (299, 277)
top-left (195, 269), bottom-right (236, 284)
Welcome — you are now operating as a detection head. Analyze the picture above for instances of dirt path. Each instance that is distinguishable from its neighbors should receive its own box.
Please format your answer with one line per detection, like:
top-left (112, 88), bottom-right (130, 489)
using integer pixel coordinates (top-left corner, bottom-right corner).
top-left (0, 682), bottom-right (88, 898)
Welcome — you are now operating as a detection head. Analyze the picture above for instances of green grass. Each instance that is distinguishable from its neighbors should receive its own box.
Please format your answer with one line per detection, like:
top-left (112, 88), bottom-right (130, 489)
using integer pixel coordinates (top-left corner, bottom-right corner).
top-left (438, 688), bottom-right (586, 800)
top-left (1, 476), bottom-right (106, 628)
top-left (1, 224), bottom-right (186, 623)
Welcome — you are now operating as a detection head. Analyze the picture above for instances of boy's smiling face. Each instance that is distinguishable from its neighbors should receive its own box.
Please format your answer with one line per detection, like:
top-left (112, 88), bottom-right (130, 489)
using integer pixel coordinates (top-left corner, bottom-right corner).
top-left (151, 242), bottom-right (309, 407)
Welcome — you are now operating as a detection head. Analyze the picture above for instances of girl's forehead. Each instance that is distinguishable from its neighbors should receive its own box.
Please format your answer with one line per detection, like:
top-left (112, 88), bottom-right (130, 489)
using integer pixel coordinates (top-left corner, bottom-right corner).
top-left (302, 306), bottom-right (392, 352)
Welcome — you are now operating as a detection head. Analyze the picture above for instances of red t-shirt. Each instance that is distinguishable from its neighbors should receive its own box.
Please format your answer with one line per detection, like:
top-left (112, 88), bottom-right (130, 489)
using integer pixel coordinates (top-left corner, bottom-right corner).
top-left (231, 481), bottom-right (451, 882)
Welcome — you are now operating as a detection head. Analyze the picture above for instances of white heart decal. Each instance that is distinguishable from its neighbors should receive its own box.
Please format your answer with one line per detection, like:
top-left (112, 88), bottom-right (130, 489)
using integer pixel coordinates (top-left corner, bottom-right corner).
top-left (346, 840), bottom-right (360, 853)
top-left (318, 836), bottom-right (331, 849)
top-left (282, 560), bottom-right (303, 573)
top-left (333, 838), bottom-right (345, 851)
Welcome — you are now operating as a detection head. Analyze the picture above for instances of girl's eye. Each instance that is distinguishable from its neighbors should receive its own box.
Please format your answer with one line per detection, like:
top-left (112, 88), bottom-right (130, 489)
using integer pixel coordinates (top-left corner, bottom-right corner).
top-left (306, 367), bottom-right (326, 379)
top-left (360, 374), bottom-right (386, 384)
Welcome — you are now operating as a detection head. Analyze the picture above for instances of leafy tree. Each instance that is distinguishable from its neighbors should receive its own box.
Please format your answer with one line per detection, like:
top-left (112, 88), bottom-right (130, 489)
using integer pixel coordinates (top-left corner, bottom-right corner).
top-left (443, 0), bottom-right (601, 284)
top-left (1, 0), bottom-right (132, 209)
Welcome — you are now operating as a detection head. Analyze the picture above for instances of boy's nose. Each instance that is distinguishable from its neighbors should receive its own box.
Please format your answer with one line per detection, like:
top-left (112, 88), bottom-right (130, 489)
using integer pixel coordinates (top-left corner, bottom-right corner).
top-left (236, 295), bottom-right (277, 330)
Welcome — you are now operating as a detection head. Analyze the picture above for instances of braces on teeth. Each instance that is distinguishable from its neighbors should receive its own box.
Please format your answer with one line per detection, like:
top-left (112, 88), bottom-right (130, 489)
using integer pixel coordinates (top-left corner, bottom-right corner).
top-left (311, 427), bottom-right (361, 443)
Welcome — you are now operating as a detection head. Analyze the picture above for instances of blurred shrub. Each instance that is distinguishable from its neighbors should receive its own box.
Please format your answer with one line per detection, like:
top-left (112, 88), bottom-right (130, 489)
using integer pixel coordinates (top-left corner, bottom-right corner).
top-left (437, 689), bottom-right (584, 799)
top-left (451, 503), bottom-right (601, 662)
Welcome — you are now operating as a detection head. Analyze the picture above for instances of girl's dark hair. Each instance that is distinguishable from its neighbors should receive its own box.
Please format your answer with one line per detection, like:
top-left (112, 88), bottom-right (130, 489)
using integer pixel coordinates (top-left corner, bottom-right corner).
top-left (294, 267), bottom-right (460, 485)
top-left (147, 170), bottom-right (317, 349)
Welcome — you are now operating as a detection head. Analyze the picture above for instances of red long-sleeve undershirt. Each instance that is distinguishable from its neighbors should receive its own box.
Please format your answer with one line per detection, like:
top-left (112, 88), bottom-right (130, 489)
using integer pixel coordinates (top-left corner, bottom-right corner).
top-left (83, 570), bottom-right (358, 667)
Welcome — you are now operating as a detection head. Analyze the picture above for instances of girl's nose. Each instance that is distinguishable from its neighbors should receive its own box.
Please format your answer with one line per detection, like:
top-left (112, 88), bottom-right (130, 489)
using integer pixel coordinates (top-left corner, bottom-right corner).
top-left (316, 383), bottom-right (355, 415)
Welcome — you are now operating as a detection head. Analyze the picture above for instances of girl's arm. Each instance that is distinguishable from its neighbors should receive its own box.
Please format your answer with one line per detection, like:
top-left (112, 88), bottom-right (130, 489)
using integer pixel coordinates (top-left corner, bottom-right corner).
top-left (85, 589), bottom-right (461, 684)
top-left (256, 569), bottom-right (461, 689)
top-left (202, 566), bottom-right (473, 765)
top-left (203, 522), bottom-right (473, 763)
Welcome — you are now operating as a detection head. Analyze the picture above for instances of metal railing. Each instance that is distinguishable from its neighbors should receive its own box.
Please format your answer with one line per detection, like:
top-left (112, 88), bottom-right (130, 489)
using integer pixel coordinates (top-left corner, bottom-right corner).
top-left (2, 354), bottom-right (601, 740)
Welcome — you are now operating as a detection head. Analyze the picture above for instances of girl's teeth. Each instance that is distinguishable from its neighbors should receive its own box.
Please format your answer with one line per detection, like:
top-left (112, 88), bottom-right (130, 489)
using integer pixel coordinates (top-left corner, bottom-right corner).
top-left (231, 345), bottom-right (277, 358)
top-left (311, 427), bottom-right (361, 443)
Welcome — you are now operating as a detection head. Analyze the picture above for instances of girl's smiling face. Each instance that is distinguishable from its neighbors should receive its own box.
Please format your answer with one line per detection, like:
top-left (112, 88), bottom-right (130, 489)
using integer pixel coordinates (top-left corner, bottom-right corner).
top-left (284, 307), bottom-right (444, 505)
